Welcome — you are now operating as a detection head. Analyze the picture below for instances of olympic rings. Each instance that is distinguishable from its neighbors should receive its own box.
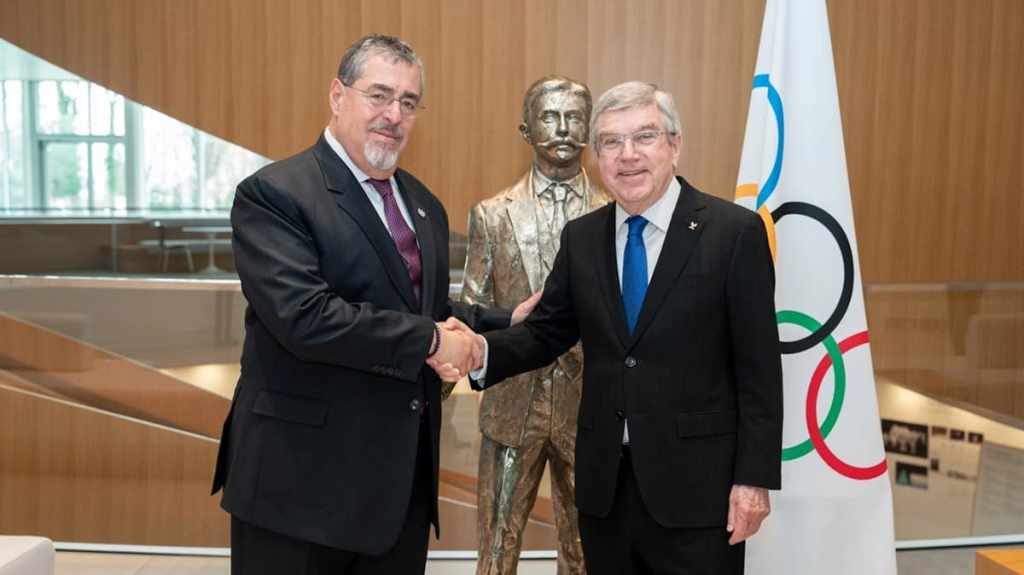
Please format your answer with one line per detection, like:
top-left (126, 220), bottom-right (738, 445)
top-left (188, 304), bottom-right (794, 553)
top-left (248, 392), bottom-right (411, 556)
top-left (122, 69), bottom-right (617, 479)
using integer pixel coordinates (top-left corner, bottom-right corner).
top-left (743, 74), bottom-right (884, 481)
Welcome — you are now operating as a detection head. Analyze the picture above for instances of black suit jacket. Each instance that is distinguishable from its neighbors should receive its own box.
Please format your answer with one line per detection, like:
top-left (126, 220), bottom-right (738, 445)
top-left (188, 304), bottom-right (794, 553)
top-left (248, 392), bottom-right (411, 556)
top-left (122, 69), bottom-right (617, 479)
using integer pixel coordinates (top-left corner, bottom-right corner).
top-left (212, 135), bottom-right (509, 553)
top-left (479, 177), bottom-right (782, 528)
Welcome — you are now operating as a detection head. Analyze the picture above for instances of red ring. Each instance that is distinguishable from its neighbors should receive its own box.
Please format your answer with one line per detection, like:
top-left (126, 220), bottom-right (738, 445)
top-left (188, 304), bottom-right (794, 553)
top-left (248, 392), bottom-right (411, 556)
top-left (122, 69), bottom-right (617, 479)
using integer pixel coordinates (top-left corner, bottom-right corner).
top-left (805, 330), bottom-right (888, 480)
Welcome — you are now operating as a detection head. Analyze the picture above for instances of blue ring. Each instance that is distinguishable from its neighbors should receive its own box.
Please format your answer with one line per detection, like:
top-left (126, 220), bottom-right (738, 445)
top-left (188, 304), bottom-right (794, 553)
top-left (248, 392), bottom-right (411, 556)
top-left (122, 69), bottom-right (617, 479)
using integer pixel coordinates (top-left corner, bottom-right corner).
top-left (752, 74), bottom-right (784, 210)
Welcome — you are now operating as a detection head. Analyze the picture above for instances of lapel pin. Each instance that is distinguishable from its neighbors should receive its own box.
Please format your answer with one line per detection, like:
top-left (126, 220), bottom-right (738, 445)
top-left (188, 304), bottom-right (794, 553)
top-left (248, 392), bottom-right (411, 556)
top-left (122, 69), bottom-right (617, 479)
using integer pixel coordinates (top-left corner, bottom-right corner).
top-left (689, 221), bottom-right (699, 231)
top-left (417, 208), bottom-right (427, 219)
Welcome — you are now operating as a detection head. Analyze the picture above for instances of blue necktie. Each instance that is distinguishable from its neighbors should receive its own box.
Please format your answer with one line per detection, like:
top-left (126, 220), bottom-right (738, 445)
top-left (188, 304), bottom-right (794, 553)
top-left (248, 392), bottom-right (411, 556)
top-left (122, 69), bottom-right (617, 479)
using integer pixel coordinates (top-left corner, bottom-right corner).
top-left (622, 215), bottom-right (649, 334)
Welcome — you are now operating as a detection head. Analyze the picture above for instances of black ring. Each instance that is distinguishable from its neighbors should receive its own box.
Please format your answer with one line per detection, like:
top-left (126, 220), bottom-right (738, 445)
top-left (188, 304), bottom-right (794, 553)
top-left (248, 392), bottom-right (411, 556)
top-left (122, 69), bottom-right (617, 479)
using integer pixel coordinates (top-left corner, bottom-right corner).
top-left (771, 201), bottom-right (854, 354)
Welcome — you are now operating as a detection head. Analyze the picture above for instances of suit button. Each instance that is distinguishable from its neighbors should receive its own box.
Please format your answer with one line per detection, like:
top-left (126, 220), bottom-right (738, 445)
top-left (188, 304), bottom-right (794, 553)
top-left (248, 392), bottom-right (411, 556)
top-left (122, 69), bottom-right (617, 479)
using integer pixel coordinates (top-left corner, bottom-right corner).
top-left (616, 410), bottom-right (625, 420)
top-left (624, 356), bottom-right (637, 368)
top-left (409, 399), bottom-right (421, 411)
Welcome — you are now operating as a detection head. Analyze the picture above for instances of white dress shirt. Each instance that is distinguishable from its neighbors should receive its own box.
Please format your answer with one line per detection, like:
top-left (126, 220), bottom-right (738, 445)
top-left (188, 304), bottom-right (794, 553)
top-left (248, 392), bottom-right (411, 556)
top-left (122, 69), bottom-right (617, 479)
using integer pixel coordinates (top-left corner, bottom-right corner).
top-left (614, 177), bottom-right (680, 290)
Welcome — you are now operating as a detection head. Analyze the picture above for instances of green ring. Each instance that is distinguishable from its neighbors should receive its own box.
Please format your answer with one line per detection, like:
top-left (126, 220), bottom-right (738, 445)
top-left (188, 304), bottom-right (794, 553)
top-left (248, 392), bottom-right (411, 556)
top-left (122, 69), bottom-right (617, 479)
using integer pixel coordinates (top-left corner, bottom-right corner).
top-left (776, 310), bottom-right (846, 461)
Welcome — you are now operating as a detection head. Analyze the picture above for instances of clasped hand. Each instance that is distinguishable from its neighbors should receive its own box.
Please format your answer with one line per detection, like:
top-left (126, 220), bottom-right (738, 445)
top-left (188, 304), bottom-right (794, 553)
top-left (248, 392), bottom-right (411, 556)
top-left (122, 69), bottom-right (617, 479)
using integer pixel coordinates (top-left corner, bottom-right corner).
top-left (426, 318), bottom-right (485, 382)
top-left (426, 291), bottom-right (541, 383)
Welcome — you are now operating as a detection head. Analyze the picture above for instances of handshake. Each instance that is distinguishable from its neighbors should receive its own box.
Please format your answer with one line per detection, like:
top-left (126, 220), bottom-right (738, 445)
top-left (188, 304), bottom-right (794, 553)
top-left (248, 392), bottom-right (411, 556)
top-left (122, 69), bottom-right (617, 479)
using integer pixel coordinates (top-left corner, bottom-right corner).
top-left (426, 317), bottom-right (486, 382)
top-left (425, 291), bottom-right (542, 383)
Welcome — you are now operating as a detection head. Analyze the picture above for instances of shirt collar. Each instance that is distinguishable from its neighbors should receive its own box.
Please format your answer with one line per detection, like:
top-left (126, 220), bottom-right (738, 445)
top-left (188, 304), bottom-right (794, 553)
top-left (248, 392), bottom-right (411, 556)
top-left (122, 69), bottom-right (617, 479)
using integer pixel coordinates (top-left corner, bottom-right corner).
top-left (615, 176), bottom-right (681, 234)
top-left (323, 127), bottom-right (374, 184)
top-left (533, 167), bottom-right (585, 199)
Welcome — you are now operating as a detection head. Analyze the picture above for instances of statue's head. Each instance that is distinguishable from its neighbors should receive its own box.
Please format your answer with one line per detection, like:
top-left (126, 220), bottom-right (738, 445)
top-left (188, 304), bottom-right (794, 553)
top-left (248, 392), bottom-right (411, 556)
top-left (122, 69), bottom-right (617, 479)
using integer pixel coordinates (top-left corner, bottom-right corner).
top-left (520, 76), bottom-right (592, 175)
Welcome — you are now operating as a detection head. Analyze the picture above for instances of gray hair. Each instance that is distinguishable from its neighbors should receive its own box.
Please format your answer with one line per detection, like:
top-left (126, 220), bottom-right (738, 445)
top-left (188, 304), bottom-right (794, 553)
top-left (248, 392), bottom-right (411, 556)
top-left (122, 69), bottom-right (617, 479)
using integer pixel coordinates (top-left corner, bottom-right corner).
top-left (589, 81), bottom-right (681, 147)
top-left (337, 34), bottom-right (425, 98)
top-left (521, 75), bottom-right (593, 126)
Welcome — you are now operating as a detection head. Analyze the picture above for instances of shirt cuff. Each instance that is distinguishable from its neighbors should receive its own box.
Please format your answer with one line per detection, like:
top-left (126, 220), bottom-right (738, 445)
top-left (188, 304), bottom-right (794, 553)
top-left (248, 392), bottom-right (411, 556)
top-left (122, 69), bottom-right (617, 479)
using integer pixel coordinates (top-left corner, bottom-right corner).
top-left (469, 337), bottom-right (489, 382)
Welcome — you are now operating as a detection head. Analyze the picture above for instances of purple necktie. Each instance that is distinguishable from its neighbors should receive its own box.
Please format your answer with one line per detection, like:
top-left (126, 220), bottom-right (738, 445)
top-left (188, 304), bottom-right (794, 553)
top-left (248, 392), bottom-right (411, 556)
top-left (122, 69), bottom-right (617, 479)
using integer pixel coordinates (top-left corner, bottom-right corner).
top-left (367, 178), bottom-right (422, 305)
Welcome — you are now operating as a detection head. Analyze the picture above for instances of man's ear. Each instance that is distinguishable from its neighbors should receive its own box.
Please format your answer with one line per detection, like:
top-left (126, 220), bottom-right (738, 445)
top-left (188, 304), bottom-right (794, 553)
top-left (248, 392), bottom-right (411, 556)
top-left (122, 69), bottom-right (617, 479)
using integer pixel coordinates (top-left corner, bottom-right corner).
top-left (519, 122), bottom-right (532, 144)
top-left (329, 78), bottom-right (345, 115)
top-left (669, 132), bottom-right (682, 168)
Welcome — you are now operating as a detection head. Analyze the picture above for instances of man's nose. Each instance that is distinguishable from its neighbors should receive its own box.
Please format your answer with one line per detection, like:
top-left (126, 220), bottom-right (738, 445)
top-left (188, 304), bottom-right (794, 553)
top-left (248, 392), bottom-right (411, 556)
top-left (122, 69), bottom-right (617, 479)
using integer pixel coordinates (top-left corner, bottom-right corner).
top-left (556, 115), bottom-right (569, 136)
top-left (619, 137), bottom-right (640, 158)
top-left (381, 99), bottom-right (403, 124)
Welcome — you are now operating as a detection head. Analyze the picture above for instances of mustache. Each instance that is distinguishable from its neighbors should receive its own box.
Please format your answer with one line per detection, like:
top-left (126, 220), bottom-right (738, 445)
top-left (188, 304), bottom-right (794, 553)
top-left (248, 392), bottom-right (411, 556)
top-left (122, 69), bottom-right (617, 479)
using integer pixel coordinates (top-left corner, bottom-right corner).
top-left (539, 138), bottom-right (587, 149)
top-left (369, 120), bottom-right (404, 139)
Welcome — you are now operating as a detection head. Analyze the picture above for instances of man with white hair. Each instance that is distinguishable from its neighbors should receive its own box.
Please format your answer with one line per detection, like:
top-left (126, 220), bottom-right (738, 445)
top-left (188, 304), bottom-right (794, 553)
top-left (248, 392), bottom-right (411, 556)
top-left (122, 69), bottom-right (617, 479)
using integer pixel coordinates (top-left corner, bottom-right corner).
top-left (454, 81), bottom-right (784, 574)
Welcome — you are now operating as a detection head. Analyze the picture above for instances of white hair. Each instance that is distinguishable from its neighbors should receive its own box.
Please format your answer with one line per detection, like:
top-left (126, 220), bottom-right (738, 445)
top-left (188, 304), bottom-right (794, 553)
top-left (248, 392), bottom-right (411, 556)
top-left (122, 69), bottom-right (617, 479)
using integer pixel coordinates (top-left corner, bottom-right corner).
top-left (589, 81), bottom-right (682, 147)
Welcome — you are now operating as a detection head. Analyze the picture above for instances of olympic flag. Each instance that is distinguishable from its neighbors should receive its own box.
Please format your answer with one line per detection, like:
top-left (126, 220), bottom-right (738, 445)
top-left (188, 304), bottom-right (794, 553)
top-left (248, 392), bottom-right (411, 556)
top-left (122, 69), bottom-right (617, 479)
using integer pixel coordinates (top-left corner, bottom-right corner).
top-left (735, 1), bottom-right (897, 573)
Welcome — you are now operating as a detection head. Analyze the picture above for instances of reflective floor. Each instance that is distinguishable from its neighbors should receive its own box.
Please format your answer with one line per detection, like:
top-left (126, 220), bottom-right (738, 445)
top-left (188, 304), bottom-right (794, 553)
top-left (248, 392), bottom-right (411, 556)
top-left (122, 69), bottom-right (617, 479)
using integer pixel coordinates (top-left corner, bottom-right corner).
top-left (52, 547), bottom-right (984, 575)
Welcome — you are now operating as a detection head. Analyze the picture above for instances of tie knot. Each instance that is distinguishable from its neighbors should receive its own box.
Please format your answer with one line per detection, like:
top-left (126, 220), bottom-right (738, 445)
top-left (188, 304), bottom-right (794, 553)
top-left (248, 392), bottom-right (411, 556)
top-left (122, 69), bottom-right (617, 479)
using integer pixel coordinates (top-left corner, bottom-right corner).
top-left (626, 215), bottom-right (648, 238)
top-left (367, 178), bottom-right (393, 198)
top-left (542, 183), bottom-right (570, 203)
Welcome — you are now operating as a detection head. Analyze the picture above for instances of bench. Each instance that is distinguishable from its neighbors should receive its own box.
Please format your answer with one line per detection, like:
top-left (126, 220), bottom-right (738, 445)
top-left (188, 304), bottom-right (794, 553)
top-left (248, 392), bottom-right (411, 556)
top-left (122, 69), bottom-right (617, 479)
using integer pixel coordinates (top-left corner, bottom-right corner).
top-left (0, 536), bottom-right (54, 575)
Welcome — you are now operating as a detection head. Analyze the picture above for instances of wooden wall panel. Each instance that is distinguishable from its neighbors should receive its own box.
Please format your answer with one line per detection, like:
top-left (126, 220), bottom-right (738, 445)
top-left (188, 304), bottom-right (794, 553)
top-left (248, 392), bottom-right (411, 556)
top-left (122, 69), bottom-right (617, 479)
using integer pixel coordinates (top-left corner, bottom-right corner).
top-left (0, 380), bottom-right (228, 546)
top-left (1, 0), bottom-right (1022, 282)
top-left (829, 0), bottom-right (1024, 283)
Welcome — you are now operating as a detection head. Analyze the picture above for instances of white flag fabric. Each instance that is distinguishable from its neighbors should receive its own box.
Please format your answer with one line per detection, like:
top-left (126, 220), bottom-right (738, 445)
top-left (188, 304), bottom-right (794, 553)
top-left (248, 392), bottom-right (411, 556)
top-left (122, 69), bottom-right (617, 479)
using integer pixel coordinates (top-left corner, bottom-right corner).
top-left (734, 1), bottom-right (897, 573)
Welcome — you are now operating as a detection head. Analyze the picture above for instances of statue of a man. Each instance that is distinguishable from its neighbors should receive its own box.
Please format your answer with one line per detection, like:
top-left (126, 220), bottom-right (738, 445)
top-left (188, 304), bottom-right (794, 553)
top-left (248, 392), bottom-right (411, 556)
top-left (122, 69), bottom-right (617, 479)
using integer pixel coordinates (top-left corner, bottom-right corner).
top-left (462, 75), bottom-right (609, 575)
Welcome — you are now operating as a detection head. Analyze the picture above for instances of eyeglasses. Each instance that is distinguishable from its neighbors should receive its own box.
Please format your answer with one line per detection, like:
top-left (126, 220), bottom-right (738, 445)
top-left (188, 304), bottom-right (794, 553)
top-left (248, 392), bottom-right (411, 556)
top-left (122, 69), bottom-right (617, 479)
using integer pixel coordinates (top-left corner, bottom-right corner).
top-left (596, 129), bottom-right (667, 155)
top-left (345, 84), bottom-right (423, 117)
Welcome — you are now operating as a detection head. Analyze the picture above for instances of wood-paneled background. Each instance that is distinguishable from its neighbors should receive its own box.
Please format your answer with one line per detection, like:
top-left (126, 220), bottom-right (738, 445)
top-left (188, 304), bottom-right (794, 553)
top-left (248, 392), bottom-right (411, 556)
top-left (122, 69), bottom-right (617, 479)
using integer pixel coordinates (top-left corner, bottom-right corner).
top-left (1, 0), bottom-right (1022, 283)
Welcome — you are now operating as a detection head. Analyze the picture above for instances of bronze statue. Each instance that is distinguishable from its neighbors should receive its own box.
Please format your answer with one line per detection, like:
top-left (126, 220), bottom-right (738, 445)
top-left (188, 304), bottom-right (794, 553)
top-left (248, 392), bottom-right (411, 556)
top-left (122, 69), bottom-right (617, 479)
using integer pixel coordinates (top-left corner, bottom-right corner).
top-left (462, 76), bottom-right (609, 575)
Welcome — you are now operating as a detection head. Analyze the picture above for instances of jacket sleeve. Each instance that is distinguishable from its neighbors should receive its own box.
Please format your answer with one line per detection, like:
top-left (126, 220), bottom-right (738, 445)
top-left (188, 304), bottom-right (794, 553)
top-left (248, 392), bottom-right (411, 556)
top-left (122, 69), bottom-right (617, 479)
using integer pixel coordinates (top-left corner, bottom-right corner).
top-left (726, 214), bottom-right (784, 489)
top-left (460, 202), bottom-right (496, 309)
top-left (231, 174), bottom-right (435, 383)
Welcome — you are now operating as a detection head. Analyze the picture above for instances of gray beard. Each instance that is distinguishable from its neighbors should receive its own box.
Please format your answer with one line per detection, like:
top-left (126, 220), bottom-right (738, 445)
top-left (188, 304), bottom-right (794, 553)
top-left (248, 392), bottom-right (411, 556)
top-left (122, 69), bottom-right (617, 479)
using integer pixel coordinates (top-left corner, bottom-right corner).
top-left (365, 142), bottom-right (399, 171)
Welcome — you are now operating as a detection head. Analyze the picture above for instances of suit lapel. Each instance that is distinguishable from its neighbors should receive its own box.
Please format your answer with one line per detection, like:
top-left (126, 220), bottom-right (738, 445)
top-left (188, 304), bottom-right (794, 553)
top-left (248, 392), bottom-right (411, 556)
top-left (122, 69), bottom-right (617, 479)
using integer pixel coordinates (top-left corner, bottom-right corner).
top-left (593, 206), bottom-right (631, 349)
top-left (395, 171), bottom-right (437, 315)
top-left (314, 138), bottom-right (419, 312)
top-left (506, 172), bottom-right (545, 294)
top-left (628, 177), bottom-right (707, 348)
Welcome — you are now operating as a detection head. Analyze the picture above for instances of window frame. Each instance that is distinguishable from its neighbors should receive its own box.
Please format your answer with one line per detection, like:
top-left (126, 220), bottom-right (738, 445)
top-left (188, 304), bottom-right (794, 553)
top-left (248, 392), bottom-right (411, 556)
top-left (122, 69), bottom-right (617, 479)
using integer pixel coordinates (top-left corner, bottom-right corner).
top-left (29, 79), bottom-right (136, 210)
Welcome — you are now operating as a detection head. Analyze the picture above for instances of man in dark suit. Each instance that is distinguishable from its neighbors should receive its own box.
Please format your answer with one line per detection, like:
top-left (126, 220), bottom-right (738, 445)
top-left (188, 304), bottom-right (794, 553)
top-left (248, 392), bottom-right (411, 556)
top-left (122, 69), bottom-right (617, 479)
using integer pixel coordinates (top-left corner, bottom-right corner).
top-left (444, 81), bottom-right (783, 574)
top-left (212, 34), bottom-right (533, 574)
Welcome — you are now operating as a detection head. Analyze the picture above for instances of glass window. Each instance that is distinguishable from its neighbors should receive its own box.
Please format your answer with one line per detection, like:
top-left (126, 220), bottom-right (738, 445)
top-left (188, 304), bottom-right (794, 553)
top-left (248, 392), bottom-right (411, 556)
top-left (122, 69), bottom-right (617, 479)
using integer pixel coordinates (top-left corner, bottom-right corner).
top-left (90, 83), bottom-right (125, 136)
top-left (42, 141), bottom-right (88, 208)
top-left (142, 107), bottom-right (199, 208)
top-left (201, 132), bottom-right (268, 209)
top-left (37, 80), bottom-right (90, 135)
top-left (141, 108), bottom-right (270, 210)
top-left (91, 142), bottom-right (126, 209)
top-left (0, 80), bottom-right (27, 209)
top-left (0, 41), bottom-right (270, 212)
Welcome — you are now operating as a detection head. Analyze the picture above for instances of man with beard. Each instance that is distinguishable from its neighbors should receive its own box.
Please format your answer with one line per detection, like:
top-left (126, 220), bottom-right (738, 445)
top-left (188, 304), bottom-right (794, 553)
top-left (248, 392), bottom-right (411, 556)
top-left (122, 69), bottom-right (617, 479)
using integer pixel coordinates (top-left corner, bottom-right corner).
top-left (460, 75), bottom-right (609, 574)
top-left (212, 35), bottom-right (535, 574)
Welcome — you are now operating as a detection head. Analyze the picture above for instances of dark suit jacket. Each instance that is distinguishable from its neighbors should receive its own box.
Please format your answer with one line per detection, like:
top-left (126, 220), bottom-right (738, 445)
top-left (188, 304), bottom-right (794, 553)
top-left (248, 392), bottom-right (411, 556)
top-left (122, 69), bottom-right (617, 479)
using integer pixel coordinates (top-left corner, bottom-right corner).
top-left (478, 177), bottom-right (782, 528)
top-left (212, 135), bottom-right (510, 554)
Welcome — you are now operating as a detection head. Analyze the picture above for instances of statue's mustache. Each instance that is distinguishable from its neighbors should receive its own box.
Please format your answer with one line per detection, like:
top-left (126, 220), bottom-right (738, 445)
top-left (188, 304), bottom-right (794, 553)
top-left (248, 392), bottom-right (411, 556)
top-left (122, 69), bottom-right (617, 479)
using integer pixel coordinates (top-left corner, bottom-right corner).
top-left (539, 138), bottom-right (586, 149)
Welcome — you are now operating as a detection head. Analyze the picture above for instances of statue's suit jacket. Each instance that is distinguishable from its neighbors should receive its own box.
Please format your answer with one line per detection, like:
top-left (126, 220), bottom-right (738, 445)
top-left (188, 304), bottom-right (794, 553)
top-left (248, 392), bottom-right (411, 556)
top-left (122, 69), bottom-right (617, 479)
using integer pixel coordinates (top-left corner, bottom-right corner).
top-left (211, 135), bottom-right (509, 554)
top-left (477, 177), bottom-right (783, 526)
top-left (462, 170), bottom-right (609, 449)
